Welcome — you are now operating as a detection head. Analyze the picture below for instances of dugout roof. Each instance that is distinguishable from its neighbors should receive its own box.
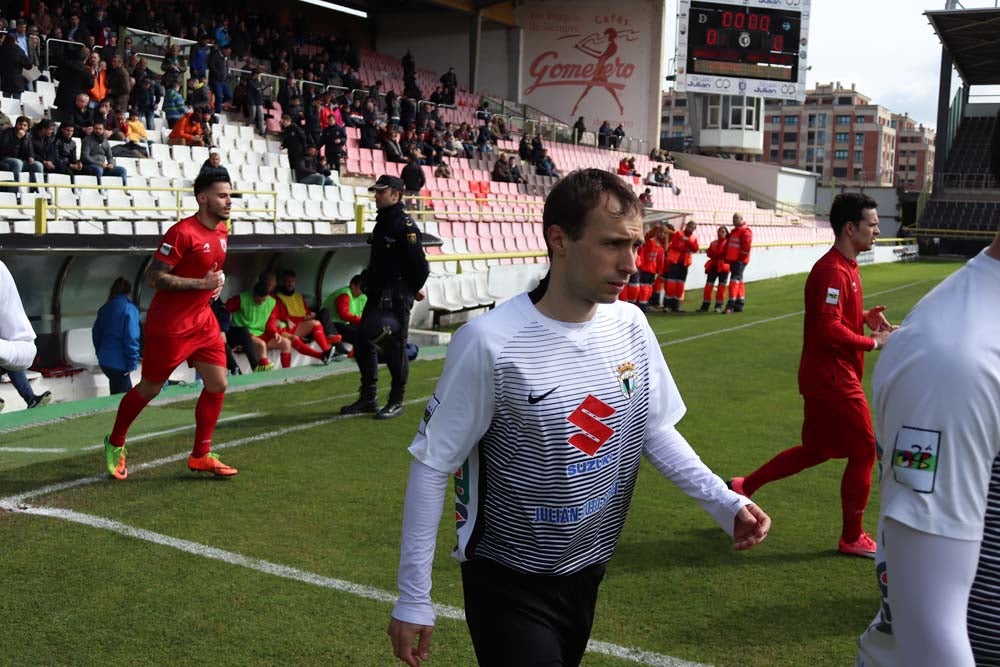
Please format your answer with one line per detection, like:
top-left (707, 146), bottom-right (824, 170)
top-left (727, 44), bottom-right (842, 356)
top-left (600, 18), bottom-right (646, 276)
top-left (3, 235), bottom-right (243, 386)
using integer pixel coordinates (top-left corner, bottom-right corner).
top-left (926, 8), bottom-right (1000, 86)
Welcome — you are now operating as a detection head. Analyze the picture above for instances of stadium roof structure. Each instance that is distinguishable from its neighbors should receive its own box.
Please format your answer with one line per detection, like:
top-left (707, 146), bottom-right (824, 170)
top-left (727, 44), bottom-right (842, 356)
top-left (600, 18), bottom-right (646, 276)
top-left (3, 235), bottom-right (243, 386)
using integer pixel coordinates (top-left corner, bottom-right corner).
top-left (926, 7), bottom-right (1000, 86)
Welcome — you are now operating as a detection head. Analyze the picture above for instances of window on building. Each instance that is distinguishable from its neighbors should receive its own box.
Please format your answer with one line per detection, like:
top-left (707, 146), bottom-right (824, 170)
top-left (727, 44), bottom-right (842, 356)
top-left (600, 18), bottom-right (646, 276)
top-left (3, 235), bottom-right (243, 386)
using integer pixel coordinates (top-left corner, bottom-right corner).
top-left (807, 114), bottom-right (816, 128)
top-left (673, 131), bottom-right (685, 138)
top-left (854, 150), bottom-right (864, 162)
top-left (784, 116), bottom-right (799, 125)
top-left (783, 149), bottom-right (797, 161)
top-left (806, 148), bottom-right (815, 162)
top-left (818, 113), bottom-right (827, 127)
top-left (835, 132), bottom-right (849, 143)
top-left (816, 147), bottom-right (825, 160)
top-left (770, 149), bottom-right (779, 161)
top-left (817, 130), bottom-right (827, 144)
top-left (855, 133), bottom-right (864, 145)
top-left (836, 115), bottom-right (851, 125)
top-left (771, 132), bottom-right (780, 145)
top-left (675, 98), bottom-right (687, 107)
top-left (771, 115), bottom-right (781, 123)
top-left (731, 106), bottom-right (744, 128)
top-left (807, 131), bottom-right (815, 146)
top-left (837, 96), bottom-right (853, 105)
top-left (854, 168), bottom-right (864, 179)
top-left (815, 166), bottom-right (824, 177)
top-left (673, 115), bottom-right (685, 126)
top-left (890, 119), bottom-right (897, 129)
top-left (834, 150), bottom-right (849, 160)
top-left (784, 132), bottom-right (798, 143)
top-left (833, 167), bottom-right (848, 177)
top-left (704, 95), bottom-right (721, 129)
top-left (856, 115), bottom-right (869, 123)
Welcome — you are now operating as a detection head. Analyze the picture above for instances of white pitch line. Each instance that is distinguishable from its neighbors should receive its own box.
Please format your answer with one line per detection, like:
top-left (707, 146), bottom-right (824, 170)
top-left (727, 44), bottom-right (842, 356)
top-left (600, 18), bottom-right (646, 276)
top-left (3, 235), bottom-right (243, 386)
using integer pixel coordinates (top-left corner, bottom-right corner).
top-left (19, 505), bottom-right (710, 667)
top-left (0, 413), bottom-right (262, 454)
top-left (660, 278), bottom-right (937, 349)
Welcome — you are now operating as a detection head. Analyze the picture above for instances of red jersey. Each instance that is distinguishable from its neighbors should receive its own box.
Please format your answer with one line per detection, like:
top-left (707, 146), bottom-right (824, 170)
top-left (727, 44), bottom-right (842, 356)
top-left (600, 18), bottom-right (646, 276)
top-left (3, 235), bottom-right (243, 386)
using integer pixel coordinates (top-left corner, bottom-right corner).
top-left (145, 215), bottom-right (228, 337)
top-left (636, 238), bottom-right (665, 274)
top-left (798, 248), bottom-right (874, 398)
top-left (666, 230), bottom-right (699, 267)
top-left (724, 224), bottom-right (752, 264)
top-left (273, 292), bottom-right (313, 328)
top-left (704, 238), bottom-right (730, 274)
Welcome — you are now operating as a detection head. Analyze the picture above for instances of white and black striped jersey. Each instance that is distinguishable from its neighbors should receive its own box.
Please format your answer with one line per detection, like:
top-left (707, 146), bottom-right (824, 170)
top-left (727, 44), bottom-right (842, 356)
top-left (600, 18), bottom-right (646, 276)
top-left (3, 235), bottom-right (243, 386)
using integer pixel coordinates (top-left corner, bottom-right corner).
top-left (970, 460), bottom-right (1000, 666)
top-left (409, 292), bottom-right (731, 575)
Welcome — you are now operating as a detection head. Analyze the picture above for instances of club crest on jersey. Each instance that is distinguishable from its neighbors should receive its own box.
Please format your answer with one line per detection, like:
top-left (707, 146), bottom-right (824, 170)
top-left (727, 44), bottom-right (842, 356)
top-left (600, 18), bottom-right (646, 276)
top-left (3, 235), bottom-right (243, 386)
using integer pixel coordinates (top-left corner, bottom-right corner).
top-left (615, 361), bottom-right (638, 399)
top-left (826, 287), bottom-right (840, 305)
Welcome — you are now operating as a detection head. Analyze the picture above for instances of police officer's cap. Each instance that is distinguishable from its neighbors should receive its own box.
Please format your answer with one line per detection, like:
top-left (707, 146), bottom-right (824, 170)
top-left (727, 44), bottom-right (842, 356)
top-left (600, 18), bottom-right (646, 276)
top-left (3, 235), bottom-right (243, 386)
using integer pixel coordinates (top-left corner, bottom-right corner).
top-left (368, 175), bottom-right (404, 192)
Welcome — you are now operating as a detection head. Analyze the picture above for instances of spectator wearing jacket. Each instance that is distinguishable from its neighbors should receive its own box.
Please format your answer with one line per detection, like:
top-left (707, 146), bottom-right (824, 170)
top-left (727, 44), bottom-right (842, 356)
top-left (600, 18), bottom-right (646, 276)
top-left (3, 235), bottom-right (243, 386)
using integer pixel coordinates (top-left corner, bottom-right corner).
top-left (92, 277), bottom-right (140, 394)
top-left (245, 68), bottom-right (266, 136)
top-left (534, 149), bottom-right (559, 178)
top-left (80, 122), bottom-right (128, 183)
top-left (322, 123), bottom-right (347, 171)
top-left (168, 110), bottom-right (204, 146)
top-left (0, 117), bottom-right (43, 190)
top-left (598, 120), bottom-right (612, 149)
top-left (53, 122), bottom-right (86, 176)
top-left (0, 34), bottom-right (31, 97)
top-left (53, 49), bottom-right (95, 123)
top-left (492, 154), bottom-right (512, 183)
top-left (188, 35), bottom-right (210, 79)
top-left (295, 145), bottom-right (334, 185)
top-left (207, 45), bottom-right (233, 114)
top-left (29, 119), bottom-right (59, 175)
top-left (162, 81), bottom-right (187, 129)
top-left (105, 54), bottom-right (132, 114)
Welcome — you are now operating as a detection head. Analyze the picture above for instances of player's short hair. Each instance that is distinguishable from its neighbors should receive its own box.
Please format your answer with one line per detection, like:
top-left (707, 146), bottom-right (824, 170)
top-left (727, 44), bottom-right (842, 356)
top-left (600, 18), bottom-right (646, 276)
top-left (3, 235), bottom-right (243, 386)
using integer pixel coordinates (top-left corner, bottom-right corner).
top-left (252, 280), bottom-right (269, 298)
top-left (830, 193), bottom-right (878, 237)
top-left (349, 273), bottom-right (363, 287)
top-left (193, 170), bottom-right (231, 195)
top-left (280, 269), bottom-right (296, 280)
top-left (541, 168), bottom-right (641, 259)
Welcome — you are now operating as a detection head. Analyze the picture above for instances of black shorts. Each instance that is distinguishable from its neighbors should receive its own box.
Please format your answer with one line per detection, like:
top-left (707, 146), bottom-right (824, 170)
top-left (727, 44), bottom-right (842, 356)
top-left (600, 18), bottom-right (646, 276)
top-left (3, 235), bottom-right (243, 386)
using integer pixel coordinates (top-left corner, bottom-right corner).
top-left (706, 269), bottom-right (729, 286)
top-left (730, 261), bottom-right (746, 282)
top-left (667, 263), bottom-right (689, 282)
top-left (462, 559), bottom-right (606, 667)
top-left (627, 271), bottom-right (640, 286)
top-left (638, 270), bottom-right (657, 286)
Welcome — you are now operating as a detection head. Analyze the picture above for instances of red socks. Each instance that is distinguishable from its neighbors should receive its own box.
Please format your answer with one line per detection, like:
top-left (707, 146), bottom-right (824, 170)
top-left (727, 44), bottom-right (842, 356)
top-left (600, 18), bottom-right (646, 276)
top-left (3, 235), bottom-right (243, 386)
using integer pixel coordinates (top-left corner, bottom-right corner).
top-left (109, 388), bottom-right (152, 446)
top-left (290, 336), bottom-right (323, 359)
top-left (280, 352), bottom-right (292, 368)
top-left (703, 284), bottom-right (713, 302)
top-left (192, 389), bottom-right (225, 457)
top-left (841, 455), bottom-right (874, 541)
top-left (311, 323), bottom-right (330, 352)
top-left (742, 445), bottom-right (827, 497)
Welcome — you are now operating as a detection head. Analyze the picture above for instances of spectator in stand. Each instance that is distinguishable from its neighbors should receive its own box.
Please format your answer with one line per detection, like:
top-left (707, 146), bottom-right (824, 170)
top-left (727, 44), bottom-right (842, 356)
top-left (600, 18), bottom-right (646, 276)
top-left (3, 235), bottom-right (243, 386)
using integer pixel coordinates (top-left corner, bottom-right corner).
top-left (383, 129), bottom-right (407, 164)
top-left (640, 188), bottom-right (653, 208)
top-left (645, 167), bottom-right (662, 187)
top-left (214, 18), bottom-right (231, 49)
top-left (92, 277), bottom-right (140, 395)
top-left (277, 75), bottom-right (301, 112)
top-left (29, 119), bottom-right (58, 175)
top-left (207, 45), bottom-right (233, 114)
top-left (385, 90), bottom-right (401, 127)
top-left (53, 122), bottom-right (86, 177)
top-left (189, 34), bottom-right (210, 79)
top-left (699, 226), bottom-right (731, 313)
top-left (492, 154), bottom-right (512, 183)
top-left (508, 155), bottom-right (525, 184)
top-left (81, 121), bottom-right (128, 184)
top-left (475, 100), bottom-right (491, 122)
top-left (320, 273), bottom-right (366, 356)
top-left (295, 145), bottom-right (335, 186)
top-left (0, 34), bottom-right (31, 98)
top-left (162, 80), bottom-right (186, 129)
top-left (598, 120), bottom-right (612, 149)
top-left (186, 77), bottom-right (212, 110)
top-left (530, 133), bottom-right (545, 164)
top-left (573, 116), bottom-right (587, 144)
top-left (131, 77), bottom-right (160, 133)
top-left (200, 152), bottom-right (230, 180)
top-left (106, 55), bottom-right (132, 114)
top-left (612, 123), bottom-right (626, 150)
top-left (360, 116), bottom-right (382, 149)
top-left (617, 157), bottom-right (631, 177)
top-left (86, 52), bottom-right (108, 106)
top-left (286, 96), bottom-right (306, 127)
top-left (535, 148), bottom-right (559, 178)
top-left (225, 280), bottom-right (290, 372)
top-left (518, 134), bottom-right (532, 162)
top-left (477, 122), bottom-right (497, 155)
top-left (322, 123), bottom-right (348, 172)
top-left (93, 99), bottom-right (114, 131)
top-left (0, 116), bottom-right (43, 191)
top-left (168, 109), bottom-right (205, 146)
top-left (198, 107), bottom-right (216, 149)
top-left (434, 160), bottom-right (452, 179)
top-left (399, 96), bottom-right (416, 130)
top-left (245, 68), bottom-right (266, 136)
top-left (109, 108), bottom-right (129, 141)
top-left (272, 269), bottom-right (338, 364)
top-left (429, 85), bottom-right (445, 106)
top-left (662, 165), bottom-right (681, 196)
top-left (161, 44), bottom-right (186, 90)
top-left (440, 67), bottom-right (458, 105)
top-left (124, 108), bottom-right (149, 146)
top-left (66, 13), bottom-right (88, 44)
top-left (53, 49), bottom-right (94, 123)
top-left (280, 114), bottom-right (308, 166)
top-left (401, 153), bottom-right (426, 207)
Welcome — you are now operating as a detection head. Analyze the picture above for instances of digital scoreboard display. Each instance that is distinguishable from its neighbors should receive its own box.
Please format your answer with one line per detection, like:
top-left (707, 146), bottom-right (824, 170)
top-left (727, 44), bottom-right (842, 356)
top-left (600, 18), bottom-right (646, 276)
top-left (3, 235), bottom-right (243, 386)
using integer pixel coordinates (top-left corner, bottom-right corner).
top-left (675, 0), bottom-right (810, 102)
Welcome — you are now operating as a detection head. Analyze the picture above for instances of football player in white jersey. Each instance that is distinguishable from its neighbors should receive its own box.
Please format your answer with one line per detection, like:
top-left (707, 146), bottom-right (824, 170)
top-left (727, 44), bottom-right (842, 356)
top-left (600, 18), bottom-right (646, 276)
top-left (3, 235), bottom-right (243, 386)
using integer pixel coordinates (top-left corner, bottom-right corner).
top-left (388, 169), bottom-right (771, 667)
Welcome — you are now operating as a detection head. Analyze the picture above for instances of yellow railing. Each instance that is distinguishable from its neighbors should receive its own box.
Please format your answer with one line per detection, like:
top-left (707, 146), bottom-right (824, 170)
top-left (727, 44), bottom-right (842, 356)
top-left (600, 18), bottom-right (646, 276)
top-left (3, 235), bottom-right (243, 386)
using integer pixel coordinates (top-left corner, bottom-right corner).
top-left (0, 181), bottom-right (279, 235)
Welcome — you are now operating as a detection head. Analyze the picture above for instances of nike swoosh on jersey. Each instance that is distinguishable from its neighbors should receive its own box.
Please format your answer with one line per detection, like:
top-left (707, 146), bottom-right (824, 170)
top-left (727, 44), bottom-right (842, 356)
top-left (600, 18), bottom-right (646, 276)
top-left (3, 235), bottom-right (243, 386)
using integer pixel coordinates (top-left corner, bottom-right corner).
top-left (527, 386), bottom-right (559, 404)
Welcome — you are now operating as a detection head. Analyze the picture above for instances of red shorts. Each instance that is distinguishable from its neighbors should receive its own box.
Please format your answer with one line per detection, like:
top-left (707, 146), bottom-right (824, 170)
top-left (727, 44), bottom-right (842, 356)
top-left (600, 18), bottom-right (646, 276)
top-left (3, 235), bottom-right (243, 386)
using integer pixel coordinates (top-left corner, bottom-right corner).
top-left (141, 329), bottom-right (227, 383)
top-left (801, 394), bottom-right (875, 459)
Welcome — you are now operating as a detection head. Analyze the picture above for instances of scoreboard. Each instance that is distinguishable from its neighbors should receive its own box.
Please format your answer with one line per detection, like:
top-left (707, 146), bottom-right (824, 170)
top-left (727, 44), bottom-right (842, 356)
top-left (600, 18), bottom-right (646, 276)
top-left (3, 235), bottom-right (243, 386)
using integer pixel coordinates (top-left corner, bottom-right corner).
top-left (675, 0), bottom-right (811, 102)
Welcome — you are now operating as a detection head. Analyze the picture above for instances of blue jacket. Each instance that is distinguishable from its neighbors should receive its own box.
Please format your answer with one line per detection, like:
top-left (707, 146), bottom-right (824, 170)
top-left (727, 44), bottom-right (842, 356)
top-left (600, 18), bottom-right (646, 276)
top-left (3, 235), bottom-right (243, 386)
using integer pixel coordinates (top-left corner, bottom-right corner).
top-left (92, 294), bottom-right (140, 371)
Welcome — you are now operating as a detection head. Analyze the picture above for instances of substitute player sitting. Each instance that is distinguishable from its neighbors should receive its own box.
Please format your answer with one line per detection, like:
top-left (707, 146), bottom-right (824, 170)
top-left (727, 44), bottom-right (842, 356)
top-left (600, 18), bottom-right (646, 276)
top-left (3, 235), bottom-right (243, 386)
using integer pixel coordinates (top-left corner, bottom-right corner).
top-left (225, 280), bottom-right (293, 370)
top-left (273, 269), bottom-right (339, 364)
top-left (103, 171), bottom-right (238, 479)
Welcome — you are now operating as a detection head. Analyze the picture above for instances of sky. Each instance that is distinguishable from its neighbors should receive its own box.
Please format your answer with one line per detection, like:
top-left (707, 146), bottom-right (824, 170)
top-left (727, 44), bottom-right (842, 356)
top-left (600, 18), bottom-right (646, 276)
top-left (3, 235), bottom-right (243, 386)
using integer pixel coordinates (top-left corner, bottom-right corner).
top-left (661, 0), bottom-right (996, 130)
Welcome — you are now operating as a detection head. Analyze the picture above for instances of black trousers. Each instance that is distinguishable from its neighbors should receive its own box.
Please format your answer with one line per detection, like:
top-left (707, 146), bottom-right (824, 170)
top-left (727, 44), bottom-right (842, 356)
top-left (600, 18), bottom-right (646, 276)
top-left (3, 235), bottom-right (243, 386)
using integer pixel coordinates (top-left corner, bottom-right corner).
top-left (461, 559), bottom-right (606, 667)
top-left (227, 326), bottom-right (260, 369)
top-left (354, 296), bottom-right (412, 402)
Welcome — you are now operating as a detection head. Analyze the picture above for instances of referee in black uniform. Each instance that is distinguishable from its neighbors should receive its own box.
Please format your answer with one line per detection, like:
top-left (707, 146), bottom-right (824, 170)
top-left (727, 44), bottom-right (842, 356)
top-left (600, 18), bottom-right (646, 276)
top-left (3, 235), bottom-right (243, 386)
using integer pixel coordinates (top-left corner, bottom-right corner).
top-left (341, 175), bottom-right (430, 420)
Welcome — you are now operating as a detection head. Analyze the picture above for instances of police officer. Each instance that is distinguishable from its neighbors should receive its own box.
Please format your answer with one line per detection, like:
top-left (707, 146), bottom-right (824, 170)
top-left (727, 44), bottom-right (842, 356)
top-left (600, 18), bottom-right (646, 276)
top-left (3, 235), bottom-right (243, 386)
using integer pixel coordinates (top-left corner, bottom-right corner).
top-left (341, 175), bottom-right (430, 420)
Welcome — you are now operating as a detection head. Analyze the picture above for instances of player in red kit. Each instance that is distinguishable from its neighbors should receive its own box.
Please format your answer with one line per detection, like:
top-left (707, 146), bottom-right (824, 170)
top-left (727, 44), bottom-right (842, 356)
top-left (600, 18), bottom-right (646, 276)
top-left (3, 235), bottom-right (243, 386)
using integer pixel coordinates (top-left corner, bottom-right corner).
top-left (729, 194), bottom-right (896, 557)
top-left (103, 171), bottom-right (238, 479)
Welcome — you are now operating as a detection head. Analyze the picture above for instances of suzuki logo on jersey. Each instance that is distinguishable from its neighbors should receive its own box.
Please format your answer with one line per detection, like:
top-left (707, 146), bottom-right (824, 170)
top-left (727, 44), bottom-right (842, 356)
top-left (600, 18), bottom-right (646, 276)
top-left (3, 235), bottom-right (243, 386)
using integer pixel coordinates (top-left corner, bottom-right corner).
top-left (566, 394), bottom-right (616, 456)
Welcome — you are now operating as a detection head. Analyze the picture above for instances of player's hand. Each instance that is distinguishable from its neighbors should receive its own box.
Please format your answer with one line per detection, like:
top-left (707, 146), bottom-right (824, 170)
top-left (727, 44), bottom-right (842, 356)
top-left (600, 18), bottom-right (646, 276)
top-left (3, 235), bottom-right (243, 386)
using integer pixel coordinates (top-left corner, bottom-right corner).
top-left (872, 328), bottom-right (893, 350)
top-left (415, 289), bottom-right (426, 302)
top-left (864, 306), bottom-right (892, 332)
top-left (733, 504), bottom-right (770, 551)
top-left (388, 617), bottom-right (434, 666)
top-left (202, 264), bottom-right (224, 292)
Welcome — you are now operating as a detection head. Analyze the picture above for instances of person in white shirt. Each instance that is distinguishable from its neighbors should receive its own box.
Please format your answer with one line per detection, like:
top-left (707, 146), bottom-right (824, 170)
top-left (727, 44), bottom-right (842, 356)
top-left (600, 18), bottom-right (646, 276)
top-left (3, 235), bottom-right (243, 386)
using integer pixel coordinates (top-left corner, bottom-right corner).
top-left (387, 169), bottom-right (771, 667)
top-left (0, 259), bottom-right (36, 372)
top-left (856, 116), bottom-right (1000, 667)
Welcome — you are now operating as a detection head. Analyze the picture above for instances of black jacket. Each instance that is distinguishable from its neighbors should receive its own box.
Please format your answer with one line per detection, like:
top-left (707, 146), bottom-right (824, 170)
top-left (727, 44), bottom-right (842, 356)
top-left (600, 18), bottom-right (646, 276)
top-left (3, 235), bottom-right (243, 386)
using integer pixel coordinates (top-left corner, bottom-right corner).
top-left (0, 127), bottom-right (33, 160)
top-left (54, 135), bottom-right (79, 168)
top-left (53, 60), bottom-right (94, 121)
top-left (30, 129), bottom-right (57, 164)
top-left (0, 41), bottom-right (30, 96)
top-left (365, 202), bottom-right (429, 297)
top-left (401, 161), bottom-right (425, 192)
